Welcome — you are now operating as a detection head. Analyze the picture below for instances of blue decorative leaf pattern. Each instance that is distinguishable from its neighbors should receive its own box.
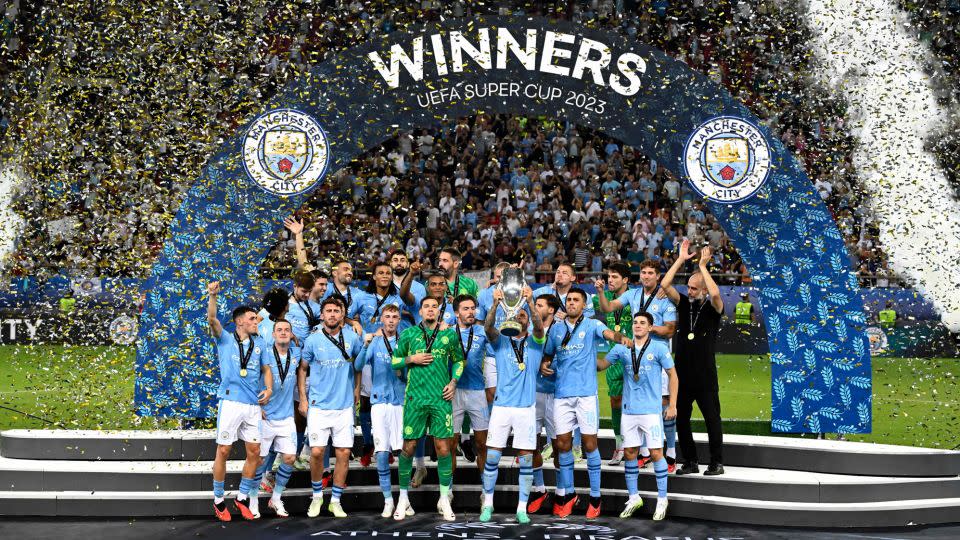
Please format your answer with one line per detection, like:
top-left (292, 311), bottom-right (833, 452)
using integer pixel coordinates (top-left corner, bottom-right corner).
top-left (791, 396), bottom-right (804, 419)
top-left (774, 378), bottom-right (786, 400)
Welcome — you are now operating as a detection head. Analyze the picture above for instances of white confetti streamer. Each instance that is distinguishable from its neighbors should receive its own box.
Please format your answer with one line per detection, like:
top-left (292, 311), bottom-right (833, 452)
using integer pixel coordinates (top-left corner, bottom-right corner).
top-left (802, 0), bottom-right (960, 331)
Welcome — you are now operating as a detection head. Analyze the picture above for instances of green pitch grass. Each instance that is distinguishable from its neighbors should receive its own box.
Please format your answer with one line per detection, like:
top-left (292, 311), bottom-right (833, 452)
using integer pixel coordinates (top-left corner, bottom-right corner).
top-left (0, 346), bottom-right (958, 448)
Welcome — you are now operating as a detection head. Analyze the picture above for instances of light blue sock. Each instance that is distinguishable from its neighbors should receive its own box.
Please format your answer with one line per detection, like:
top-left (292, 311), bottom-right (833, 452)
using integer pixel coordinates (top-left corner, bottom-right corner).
top-left (360, 411), bottom-right (373, 446)
top-left (558, 450), bottom-right (575, 494)
top-left (624, 458), bottom-right (639, 497)
top-left (518, 454), bottom-right (533, 505)
top-left (533, 466), bottom-right (544, 489)
top-left (250, 459), bottom-right (269, 498)
top-left (332, 484), bottom-right (345, 504)
top-left (311, 480), bottom-right (324, 497)
top-left (663, 403), bottom-right (676, 452)
top-left (237, 476), bottom-right (253, 501)
top-left (586, 449), bottom-right (602, 497)
top-left (213, 479), bottom-right (225, 499)
top-left (653, 457), bottom-right (669, 498)
top-left (274, 463), bottom-right (294, 496)
top-left (377, 451), bottom-right (392, 500)
top-left (483, 448), bottom-right (502, 496)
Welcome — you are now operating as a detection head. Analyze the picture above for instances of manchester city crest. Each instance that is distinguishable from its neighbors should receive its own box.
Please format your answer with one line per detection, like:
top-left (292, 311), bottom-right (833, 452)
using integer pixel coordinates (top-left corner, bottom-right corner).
top-left (243, 109), bottom-right (330, 196)
top-left (683, 116), bottom-right (771, 203)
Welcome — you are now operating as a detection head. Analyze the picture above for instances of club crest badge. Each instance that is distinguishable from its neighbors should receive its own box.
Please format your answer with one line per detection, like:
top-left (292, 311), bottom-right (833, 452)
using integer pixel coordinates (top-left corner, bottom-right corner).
top-left (243, 109), bottom-right (330, 196)
top-left (683, 116), bottom-right (771, 203)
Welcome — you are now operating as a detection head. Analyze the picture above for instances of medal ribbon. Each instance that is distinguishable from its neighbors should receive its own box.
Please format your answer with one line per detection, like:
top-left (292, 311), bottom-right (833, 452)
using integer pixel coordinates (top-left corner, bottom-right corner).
top-left (456, 324), bottom-right (474, 358)
top-left (561, 315), bottom-right (583, 348)
top-left (273, 345), bottom-right (291, 384)
top-left (631, 336), bottom-right (652, 381)
top-left (371, 293), bottom-right (389, 323)
top-left (299, 300), bottom-right (320, 330)
top-left (234, 332), bottom-right (255, 375)
top-left (382, 334), bottom-right (395, 357)
top-left (322, 328), bottom-right (351, 361)
top-left (419, 321), bottom-right (442, 352)
top-left (510, 336), bottom-right (526, 368)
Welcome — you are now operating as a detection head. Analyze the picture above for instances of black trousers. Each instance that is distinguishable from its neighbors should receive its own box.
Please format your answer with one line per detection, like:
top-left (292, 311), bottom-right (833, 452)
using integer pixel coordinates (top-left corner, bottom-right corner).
top-left (676, 386), bottom-right (723, 465)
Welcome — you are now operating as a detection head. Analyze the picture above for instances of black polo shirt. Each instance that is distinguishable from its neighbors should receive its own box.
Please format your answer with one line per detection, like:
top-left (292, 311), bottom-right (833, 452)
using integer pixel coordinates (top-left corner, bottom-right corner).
top-left (673, 293), bottom-right (723, 391)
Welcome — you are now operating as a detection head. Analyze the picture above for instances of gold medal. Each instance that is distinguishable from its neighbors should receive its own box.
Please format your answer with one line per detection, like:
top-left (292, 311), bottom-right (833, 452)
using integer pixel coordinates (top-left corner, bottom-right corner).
top-left (239, 368), bottom-right (248, 377)
top-left (687, 332), bottom-right (695, 341)
top-left (518, 362), bottom-right (526, 371)
top-left (615, 324), bottom-right (621, 332)
top-left (633, 374), bottom-right (640, 382)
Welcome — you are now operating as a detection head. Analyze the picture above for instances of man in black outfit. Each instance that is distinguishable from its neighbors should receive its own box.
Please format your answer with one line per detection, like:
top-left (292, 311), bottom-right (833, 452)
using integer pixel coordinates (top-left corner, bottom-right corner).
top-left (661, 239), bottom-right (725, 476)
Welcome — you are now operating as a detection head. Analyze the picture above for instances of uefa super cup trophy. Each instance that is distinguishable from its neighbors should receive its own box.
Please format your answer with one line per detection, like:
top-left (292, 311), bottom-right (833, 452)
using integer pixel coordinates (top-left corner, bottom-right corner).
top-left (498, 267), bottom-right (527, 337)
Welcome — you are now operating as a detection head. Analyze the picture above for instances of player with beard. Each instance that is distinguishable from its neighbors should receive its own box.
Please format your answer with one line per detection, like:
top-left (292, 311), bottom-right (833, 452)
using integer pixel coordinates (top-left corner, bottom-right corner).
top-left (438, 247), bottom-right (479, 299)
top-left (286, 271), bottom-right (319, 344)
top-left (298, 298), bottom-right (364, 519)
top-left (534, 263), bottom-right (595, 320)
top-left (390, 250), bottom-right (426, 331)
top-left (355, 262), bottom-right (406, 467)
top-left (527, 293), bottom-right (562, 514)
top-left (449, 294), bottom-right (490, 499)
top-left (325, 259), bottom-right (364, 333)
top-left (477, 262), bottom-right (510, 410)
top-left (479, 285), bottom-right (544, 524)
top-left (540, 289), bottom-right (629, 519)
top-left (591, 262), bottom-right (634, 465)
top-left (403, 267), bottom-right (457, 326)
top-left (662, 240), bottom-right (725, 477)
top-left (391, 297), bottom-right (465, 521)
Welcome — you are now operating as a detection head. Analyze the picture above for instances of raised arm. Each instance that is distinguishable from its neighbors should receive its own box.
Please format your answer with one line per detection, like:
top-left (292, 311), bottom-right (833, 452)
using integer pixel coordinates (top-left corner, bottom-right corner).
top-left (661, 238), bottom-right (695, 304)
top-left (399, 259), bottom-right (421, 306)
top-left (484, 287), bottom-right (503, 342)
top-left (206, 281), bottom-right (223, 338)
top-left (592, 278), bottom-right (623, 313)
top-left (283, 216), bottom-right (309, 269)
top-left (525, 286), bottom-right (545, 341)
top-left (699, 246), bottom-right (724, 314)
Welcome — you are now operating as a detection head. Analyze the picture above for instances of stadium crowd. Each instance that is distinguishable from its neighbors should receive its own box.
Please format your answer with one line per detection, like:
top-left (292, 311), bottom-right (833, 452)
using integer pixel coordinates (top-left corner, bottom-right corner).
top-left (1, 0), bottom-right (957, 285)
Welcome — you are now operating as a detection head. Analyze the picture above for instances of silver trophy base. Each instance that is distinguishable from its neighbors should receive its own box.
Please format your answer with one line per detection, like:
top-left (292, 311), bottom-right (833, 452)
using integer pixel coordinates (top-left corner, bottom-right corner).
top-left (499, 320), bottom-right (523, 337)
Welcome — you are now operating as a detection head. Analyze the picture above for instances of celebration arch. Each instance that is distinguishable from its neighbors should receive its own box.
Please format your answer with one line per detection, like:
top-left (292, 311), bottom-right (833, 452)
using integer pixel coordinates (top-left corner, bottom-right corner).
top-left (136, 16), bottom-right (871, 434)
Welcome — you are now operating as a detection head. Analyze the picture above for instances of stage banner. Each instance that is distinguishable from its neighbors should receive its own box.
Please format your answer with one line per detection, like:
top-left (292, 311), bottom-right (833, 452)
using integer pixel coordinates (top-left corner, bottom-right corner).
top-left (137, 16), bottom-right (872, 433)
